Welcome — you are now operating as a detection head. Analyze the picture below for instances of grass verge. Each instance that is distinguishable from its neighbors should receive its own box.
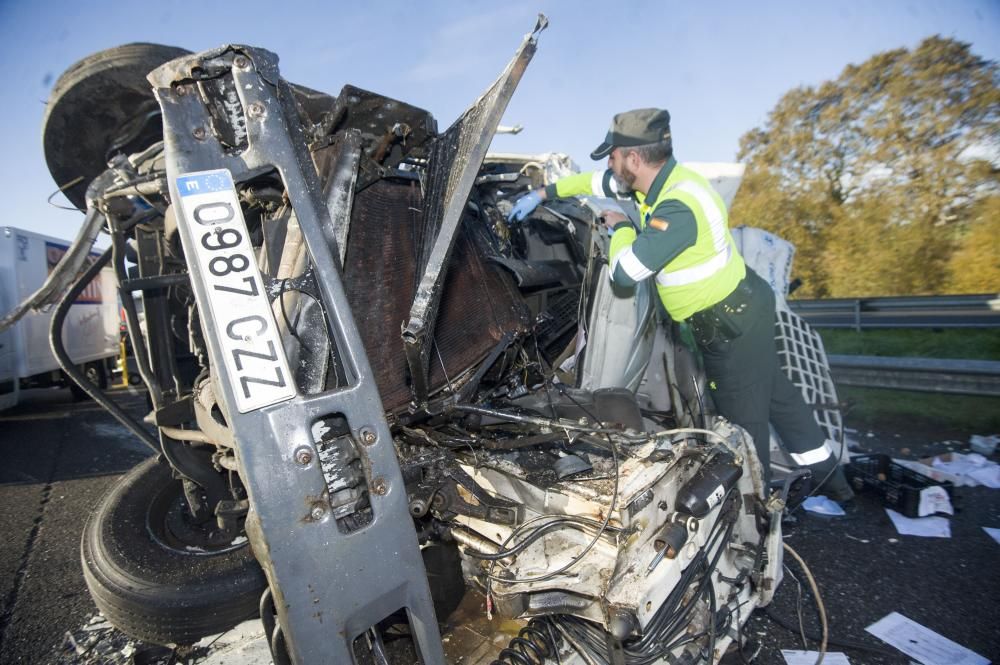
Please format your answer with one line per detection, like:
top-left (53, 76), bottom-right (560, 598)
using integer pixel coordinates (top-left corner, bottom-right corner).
top-left (839, 386), bottom-right (1000, 434)
top-left (818, 328), bottom-right (1000, 360)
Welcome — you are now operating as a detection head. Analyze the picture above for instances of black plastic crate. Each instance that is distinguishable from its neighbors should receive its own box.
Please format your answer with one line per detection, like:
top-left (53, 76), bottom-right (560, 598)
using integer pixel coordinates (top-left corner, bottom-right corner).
top-left (845, 454), bottom-right (955, 518)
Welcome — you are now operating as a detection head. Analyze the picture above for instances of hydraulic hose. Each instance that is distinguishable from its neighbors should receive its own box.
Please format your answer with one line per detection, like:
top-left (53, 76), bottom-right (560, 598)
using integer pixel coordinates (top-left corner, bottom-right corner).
top-left (49, 246), bottom-right (160, 453)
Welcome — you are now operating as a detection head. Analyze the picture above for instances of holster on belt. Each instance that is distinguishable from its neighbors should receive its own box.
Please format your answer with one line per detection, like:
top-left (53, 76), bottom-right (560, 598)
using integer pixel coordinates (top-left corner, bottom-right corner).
top-left (687, 278), bottom-right (754, 347)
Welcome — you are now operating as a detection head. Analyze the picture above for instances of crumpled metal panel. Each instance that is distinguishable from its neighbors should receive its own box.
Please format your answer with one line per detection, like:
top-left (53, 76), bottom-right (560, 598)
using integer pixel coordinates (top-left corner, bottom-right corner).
top-left (402, 16), bottom-right (548, 406)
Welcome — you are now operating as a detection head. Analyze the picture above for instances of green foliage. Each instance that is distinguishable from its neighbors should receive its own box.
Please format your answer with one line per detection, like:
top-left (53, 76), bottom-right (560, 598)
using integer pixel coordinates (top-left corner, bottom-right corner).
top-left (731, 36), bottom-right (1000, 297)
top-left (945, 194), bottom-right (1000, 293)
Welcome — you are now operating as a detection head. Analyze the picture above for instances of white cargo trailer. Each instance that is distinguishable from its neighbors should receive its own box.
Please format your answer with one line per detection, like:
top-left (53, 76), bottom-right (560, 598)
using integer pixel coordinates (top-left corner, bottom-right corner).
top-left (0, 227), bottom-right (119, 409)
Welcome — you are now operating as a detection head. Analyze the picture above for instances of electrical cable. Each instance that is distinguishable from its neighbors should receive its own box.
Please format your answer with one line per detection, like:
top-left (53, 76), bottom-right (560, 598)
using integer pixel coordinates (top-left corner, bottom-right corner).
top-left (602, 495), bottom-right (738, 664)
top-left (278, 278), bottom-right (311, 355)
top-left (650, 427), bottom-right (746, 460)
top-left (784, 563), bottom-right (809, 649)
top-left (783, 543), bottom-right (827, 665)
top-left (484, 441), bottom-right (618, 586)
top-left (465, 517), bottom-right (618, 561)
top-left (762, 608), bottom-right (899, 658)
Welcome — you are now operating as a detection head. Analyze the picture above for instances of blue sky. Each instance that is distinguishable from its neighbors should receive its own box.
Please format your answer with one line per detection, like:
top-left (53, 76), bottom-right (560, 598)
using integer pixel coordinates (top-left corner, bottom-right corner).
top-left (1, 0), bottom-right (998, 241)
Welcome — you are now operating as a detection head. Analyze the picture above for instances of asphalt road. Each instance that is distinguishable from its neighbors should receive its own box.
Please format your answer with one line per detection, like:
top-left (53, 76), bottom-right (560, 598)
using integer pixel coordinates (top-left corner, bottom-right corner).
top-left (1, 387), bottom-right (998, 664)
top-left (0, 388), bottom-right (151, 664)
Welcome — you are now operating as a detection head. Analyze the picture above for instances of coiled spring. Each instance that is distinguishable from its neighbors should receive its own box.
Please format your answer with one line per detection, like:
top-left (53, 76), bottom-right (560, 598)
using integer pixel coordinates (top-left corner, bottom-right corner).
top-left (492, 617), bottom-right (561, 665)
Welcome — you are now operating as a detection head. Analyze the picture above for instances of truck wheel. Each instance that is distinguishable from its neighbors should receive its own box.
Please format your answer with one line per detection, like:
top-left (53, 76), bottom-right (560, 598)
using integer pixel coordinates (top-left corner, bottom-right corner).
top-left (70, 361), bottom-right (107, 401)
top-left (42, 43), bottom-right (190, 211)
top-left (81, 457), bottom-right (267, 645)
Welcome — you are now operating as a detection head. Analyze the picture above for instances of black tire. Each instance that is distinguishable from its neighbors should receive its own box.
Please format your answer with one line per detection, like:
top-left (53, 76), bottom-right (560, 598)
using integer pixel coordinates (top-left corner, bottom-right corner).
top-left (42, 43), bottom-right (190, 210)
top-left (81, 456), bottom-right (267, 645)
top-left (70, 360), bottom-right (108, 401)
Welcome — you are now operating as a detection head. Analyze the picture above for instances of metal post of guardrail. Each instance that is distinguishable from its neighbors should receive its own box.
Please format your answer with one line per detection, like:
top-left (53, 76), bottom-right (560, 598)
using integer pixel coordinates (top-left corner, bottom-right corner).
top-left (853, 299), bottom-right (861, 333)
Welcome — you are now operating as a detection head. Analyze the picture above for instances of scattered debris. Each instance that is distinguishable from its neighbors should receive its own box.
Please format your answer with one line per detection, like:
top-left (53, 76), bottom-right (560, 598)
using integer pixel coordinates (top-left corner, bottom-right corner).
top-left (781, 650), bottom-right (852, 665)
top-left (846, 454), bottom-right (955, 517)
top-left (917, 485), bottom-right (953, 517)
top-left (884, 509), bottom-right (951, 539)
top-left (928, 453), bottom-right (1000, 488)
top-left (865, 611), bottom-right (989, 665)
top-left (969, 434), bottom-right (999, 457)
top-left (56, 613), bottom-right (235, 664)
top-left (802, 495), bottom-right (846, 516)
top-left (58, 615), bottom-right (151, 664)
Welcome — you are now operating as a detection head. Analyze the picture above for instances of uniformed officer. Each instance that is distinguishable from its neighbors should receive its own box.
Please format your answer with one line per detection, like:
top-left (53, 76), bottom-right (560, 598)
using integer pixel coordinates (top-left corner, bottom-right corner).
top-left (509, 108), bottom-right (853, 501)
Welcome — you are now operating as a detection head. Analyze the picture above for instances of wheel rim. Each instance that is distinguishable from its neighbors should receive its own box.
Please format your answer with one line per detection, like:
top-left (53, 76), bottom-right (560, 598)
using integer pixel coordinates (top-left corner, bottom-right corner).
top-left (145, 477), bottom-right (247, 556)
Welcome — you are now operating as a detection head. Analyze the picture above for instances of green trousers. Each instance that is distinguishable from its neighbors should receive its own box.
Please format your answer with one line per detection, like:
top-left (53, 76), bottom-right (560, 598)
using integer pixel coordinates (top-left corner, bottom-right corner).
top-left (690, 268), bottom-right (851, 498)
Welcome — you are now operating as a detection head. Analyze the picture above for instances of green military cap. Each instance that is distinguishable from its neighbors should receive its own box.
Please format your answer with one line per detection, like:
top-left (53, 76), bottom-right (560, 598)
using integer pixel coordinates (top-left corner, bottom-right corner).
top-left (590, 108), bottom-right (672, 160)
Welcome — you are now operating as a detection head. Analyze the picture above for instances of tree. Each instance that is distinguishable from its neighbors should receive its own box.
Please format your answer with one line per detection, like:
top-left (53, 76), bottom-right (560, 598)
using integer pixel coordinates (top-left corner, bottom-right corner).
top-left (945, 194), bottom-right (1000, 293)
top-left (730, 36), bottom-right (1000, 297)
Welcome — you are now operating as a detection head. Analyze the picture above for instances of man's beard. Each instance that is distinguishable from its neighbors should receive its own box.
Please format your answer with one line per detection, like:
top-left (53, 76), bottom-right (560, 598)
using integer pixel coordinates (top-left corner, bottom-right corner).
top-left (613, 163), bottom-right (637, 192)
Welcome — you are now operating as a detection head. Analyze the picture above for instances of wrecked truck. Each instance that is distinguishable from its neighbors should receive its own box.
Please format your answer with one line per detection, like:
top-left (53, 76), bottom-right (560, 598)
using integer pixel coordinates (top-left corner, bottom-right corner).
top-left (22, 16), bottom-right (812, 665)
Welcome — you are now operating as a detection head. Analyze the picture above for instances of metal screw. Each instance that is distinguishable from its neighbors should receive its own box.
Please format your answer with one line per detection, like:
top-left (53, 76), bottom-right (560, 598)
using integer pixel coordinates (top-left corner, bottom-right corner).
top-left (247, 102), bottom-right (265, 118)
top-left (192, 127), bottom-right (207, 140)
top-left (294, 447), bottom-right (313, 465)
top-left (175, 85), bottom-right (187, 97)
top-left (310, 503), bottom-right (326, 521)
top-left (360, 428), bottom-right (377, 446)
top-left (371, 477), bottom-right (388, 495)
top-left (233, 55), bottom-right (250, 69)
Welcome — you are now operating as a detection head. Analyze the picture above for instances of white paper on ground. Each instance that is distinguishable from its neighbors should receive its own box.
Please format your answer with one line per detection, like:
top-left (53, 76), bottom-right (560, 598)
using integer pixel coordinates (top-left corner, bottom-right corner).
top-left (885, 509), bottom-right (951, 538)
top-left (918, 485), bottom-right (953, 516)
top-left (782, 650), bottom-right (852, 665)
top-left (968, 464), bottom-right (1000, 488)
top-left (969, 434), bottom-right (999, 455)
top-left (866, 612), bottom-right (989, 665)
top-left (931, 453), bottom-right (1000, 488)
top-left (983, 526), bottom-right (1000, 545)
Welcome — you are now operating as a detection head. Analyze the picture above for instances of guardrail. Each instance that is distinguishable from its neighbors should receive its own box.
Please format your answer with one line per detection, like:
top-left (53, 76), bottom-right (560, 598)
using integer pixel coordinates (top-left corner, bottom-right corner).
top-left (788, 293), bottom-right (1000, 329)
top-left (827, 354), bottom-right (1000, 397)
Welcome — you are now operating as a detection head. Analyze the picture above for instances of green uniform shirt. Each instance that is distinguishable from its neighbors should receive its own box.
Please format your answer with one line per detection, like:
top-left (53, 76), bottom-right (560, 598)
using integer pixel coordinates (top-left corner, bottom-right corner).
top-left (546, 158), bottom-right (745, 320)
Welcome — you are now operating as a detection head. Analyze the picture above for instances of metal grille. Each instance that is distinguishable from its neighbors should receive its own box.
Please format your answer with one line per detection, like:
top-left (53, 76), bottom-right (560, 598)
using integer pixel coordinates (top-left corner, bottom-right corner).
top-left (342, 178), bottom-right (528, 412)
top-left (774, 298), bottom-right (844, 446)
top-left (536, 288), bottom-right (581, 358)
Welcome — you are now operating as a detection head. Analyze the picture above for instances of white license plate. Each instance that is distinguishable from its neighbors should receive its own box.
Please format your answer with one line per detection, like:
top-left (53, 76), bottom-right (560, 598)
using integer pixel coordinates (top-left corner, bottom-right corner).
top-left (175, 169), bottom-right (295, 413)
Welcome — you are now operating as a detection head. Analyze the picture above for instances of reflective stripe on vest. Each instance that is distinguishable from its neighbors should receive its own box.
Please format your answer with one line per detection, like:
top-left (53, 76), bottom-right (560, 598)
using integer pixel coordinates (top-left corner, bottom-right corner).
top-left (656, 244), bottom-right (732, 287)
top-left (612, 246), bottom-right (655, 281)
top-left (653, 179), bottom-right (731, 287)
